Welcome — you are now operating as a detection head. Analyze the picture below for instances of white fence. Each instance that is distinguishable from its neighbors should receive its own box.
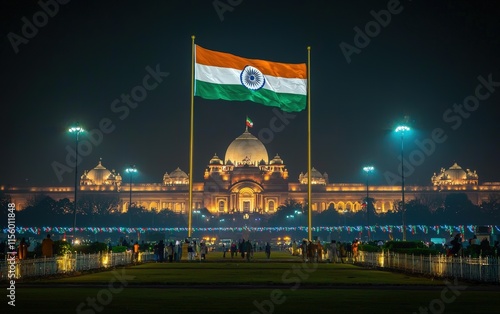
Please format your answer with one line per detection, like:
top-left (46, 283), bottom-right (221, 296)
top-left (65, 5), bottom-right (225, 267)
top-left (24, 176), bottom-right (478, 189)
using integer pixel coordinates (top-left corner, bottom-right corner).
top-left (3, 250), bottom-right (499, 283)
top-left (1, 251), bottom-right (155, 280)
top-left (358, 250), bottom-right (500, 283)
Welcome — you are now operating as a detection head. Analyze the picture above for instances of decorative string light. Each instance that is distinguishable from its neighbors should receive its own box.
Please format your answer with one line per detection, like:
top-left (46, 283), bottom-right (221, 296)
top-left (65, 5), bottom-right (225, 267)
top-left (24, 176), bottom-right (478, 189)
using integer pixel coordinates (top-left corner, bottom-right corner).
top-left (3, 225), bottom-right (496, 235)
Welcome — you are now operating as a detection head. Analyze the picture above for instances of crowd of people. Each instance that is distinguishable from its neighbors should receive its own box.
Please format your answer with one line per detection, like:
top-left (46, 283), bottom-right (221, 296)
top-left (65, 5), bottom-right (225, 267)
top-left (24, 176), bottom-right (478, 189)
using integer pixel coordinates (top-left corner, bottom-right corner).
top-left (4, 233), bottom-right (499, 263)
top-left (0, 234), bottom-right (55, 260)
top-left (444, 233), bottom-right (500, 257)
top-left (142, 238), bottom-right (274, 262)
top-left (290, 238), bottom-right (360, 263)
top-left (146, 239), bottom-right (210, 262)
top-left (1, 234), bottom-right (364, 263)
top-left (109, 237), bottom-right (258, 262)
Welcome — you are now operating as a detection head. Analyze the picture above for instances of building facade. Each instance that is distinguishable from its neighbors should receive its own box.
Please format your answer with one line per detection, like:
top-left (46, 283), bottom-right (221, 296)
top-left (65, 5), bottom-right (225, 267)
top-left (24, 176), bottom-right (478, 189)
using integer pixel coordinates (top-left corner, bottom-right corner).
top-left (3, 128), bottom-right (499, 214)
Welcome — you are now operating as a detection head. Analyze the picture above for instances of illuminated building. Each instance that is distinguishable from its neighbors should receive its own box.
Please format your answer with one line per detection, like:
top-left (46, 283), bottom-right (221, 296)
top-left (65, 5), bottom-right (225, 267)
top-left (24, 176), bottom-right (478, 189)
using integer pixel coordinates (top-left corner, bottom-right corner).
top-left (3, 128), bottom-right (499, 215)
top-left (431, 162), bottom-right (479, 186)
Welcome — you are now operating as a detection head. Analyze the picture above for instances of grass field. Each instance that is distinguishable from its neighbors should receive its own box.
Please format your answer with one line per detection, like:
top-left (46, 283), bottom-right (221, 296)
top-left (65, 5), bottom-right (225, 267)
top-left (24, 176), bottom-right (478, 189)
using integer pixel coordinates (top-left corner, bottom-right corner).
top-left (5, 252), bottom-right (500, 313)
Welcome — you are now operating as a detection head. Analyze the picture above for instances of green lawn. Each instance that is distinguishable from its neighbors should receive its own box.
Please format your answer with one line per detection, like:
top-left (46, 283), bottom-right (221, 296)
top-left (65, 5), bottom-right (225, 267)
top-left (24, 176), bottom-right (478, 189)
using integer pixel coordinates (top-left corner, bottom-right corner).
top-left (11, 288), bottom-right (500, 313)
top-left (37, 262), bottom-right (442, 286)
top-left (7, 252), bottom-right (500, 313)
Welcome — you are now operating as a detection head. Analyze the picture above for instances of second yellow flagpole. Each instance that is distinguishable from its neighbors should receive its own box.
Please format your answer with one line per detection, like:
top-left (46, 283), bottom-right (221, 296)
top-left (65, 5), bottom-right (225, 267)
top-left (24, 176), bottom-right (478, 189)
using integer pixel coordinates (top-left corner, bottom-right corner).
top-left (188, 35), bottom-right (195, 238)
top-left (307, 46), bottom-right (312, 242)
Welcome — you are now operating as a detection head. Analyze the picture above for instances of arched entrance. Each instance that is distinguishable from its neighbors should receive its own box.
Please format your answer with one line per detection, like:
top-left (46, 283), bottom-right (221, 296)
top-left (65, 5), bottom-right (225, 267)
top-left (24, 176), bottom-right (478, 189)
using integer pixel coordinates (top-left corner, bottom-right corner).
top-left (239, 187), bottom-right (254, 212)
top-left (229, 181), bottom-right (264, 213)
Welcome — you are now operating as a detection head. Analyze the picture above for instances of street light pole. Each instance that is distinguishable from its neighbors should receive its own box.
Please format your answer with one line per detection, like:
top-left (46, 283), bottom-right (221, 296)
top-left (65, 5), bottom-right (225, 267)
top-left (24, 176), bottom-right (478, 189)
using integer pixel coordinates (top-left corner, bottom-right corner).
top-left (395, 125), bottom-right (410, 241)
top-left (363, 166), bottom-right (374, 241)
top-left (69, 124), bottom-right (84, 243)
top-left (125, 165), bottom-right (137, 228)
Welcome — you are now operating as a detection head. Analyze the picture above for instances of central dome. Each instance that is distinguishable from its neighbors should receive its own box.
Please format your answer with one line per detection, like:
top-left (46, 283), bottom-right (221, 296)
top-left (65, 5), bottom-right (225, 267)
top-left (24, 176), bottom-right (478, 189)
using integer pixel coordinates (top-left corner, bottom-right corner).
top-left (86, 160), bottom-right (112, 185)
top-left (444, 162), bottom-right (467, 181)
top-left (225, 129), bottom-right (269, 166)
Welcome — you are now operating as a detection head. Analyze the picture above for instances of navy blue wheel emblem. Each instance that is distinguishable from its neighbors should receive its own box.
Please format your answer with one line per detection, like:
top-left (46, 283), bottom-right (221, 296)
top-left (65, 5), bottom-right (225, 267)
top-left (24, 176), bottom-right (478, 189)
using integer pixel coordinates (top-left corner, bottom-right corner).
top-left (240, 65), bottom-right (266, 90)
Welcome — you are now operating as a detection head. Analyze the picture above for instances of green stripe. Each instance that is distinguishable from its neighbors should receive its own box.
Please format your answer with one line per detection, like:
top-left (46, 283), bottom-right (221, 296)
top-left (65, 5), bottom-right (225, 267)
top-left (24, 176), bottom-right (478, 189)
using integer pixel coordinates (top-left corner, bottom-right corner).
top-left (195, 80), bottom-right (306, 112)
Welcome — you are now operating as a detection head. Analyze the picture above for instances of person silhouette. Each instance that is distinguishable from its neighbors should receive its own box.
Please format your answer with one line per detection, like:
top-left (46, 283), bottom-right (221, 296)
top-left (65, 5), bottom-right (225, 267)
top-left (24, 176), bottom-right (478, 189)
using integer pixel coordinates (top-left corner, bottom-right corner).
top-left (41, 234), bottom-right (54, 257)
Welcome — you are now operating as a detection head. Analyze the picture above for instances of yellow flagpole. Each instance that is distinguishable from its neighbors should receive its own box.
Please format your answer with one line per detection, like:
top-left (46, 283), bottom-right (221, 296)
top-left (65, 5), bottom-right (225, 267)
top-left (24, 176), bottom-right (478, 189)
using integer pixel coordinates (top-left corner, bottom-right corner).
top-left (307, 46), bottom-right (312, 241)
top-left (188, 35), bottom-right (195, 238)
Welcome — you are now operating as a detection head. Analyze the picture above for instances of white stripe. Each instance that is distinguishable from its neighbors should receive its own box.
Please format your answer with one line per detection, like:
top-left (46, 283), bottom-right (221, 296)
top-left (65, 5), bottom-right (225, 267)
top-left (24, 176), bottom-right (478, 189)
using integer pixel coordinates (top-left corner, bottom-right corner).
top-left (195, 63), bottom-right (307, 95)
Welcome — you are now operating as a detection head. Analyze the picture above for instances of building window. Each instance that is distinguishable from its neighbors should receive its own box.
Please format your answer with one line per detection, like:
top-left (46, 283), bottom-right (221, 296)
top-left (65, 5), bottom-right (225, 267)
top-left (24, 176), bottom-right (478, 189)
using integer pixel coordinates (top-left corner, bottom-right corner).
top-left (218, 200), bottom-right (225, 212)
top-left (269, 201), bottom-right (275, 212)
top-left (243, 201), bottom-right (250, 212)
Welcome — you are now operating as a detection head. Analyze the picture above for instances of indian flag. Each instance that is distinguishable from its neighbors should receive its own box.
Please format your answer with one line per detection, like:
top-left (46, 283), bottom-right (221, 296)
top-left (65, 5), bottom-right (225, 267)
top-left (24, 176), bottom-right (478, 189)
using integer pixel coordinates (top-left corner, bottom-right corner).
top-left (194, 45), bottom-right (307, 112)
top-left (246, 116), bottom-right (253, 128)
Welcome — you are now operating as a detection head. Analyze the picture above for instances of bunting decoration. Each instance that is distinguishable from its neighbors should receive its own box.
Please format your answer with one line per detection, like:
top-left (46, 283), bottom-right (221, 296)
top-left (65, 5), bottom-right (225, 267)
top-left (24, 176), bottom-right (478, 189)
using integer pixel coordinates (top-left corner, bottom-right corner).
top-left (3, 225), bottom-right (498, 236)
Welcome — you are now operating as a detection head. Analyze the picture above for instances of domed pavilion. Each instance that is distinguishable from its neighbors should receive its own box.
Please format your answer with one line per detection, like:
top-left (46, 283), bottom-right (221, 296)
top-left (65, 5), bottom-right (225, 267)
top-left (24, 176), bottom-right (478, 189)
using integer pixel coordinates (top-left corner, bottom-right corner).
top-left (431, 162), bottom-right (479, 186)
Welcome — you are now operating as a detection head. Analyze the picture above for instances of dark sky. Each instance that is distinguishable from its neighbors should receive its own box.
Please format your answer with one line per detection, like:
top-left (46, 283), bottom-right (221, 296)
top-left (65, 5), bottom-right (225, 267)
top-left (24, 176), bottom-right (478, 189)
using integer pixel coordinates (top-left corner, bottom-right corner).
top-left (1, 0), bottom-right (499, 187)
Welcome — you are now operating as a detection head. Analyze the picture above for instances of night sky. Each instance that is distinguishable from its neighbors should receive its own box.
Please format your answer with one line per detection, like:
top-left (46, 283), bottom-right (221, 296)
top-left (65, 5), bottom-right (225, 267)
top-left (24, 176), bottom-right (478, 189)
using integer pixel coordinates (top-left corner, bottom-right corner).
top-left (1, 0), bottom-right (499, 188)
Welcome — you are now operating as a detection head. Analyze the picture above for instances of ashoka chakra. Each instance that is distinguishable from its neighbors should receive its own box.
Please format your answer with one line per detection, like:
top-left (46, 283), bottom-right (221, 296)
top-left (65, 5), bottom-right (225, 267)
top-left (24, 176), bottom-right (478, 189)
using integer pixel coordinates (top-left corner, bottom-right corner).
top-left (240, 65), bottom-right (266, 90)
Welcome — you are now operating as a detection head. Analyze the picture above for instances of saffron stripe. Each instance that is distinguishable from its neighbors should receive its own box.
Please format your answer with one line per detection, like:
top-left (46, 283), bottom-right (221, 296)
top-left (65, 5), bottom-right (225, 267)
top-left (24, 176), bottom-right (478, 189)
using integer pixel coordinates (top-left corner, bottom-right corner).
top-left (196, 45), bottom-right (307, 79)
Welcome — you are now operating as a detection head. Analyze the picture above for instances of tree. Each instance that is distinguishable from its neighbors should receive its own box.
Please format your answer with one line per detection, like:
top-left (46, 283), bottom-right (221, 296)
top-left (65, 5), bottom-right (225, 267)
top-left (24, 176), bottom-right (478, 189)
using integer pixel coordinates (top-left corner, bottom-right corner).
top-left (415, 193), bottom-right (444, 212)
top-left (78, 194), bottom-right (121, 216)
top-left (159, 208), bottom-right (184, 227)
top-left (268, 199), bottom-right (306, 226)
top-left (143, 207), bottom-right (159, 227)
top-left (18, 194), bottom-right (57, 225)
top-left (362, 196), bottom-right (376, 226)
top-left (127, 205), bottom-right (146, 220)
top-left (316, 207), bottom-right (342, 226)
top-left (480, 193), bottom-right (500, 224)
top-left (278, 199), bottom-right (305, 214)
top-left (443, 193), bottom-right (476, 224)
top-left (0, 192), bottom-right (12, 220)
top-left (75, 194), bottom-right (121, 226)
top-left (26, 193), bottom-right (57, 213)
top-left (54, 198), bottom-right (73, 215)
top-left (404, 199), bottom-right (432, 225)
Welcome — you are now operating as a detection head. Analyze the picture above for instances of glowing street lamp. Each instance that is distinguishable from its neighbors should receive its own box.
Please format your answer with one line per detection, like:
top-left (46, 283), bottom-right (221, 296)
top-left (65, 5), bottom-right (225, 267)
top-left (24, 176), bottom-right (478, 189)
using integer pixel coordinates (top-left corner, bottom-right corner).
top-left (125, 165), bottom-right (137, 227)
top-left (363, 166), bottom-right (374, 240)
top-left (395, 124), bottom-right (410, 241)
top-left (69, 124), bottom-right (84, 243)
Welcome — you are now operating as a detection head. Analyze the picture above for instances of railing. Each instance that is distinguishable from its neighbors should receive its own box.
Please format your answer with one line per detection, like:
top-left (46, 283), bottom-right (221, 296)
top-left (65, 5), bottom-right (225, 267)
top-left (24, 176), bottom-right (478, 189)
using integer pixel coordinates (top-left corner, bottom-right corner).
top-left (358, 250), bottom-right (500, 283)
top-left (4, 250), bottom-right (498, 283)
top-left (0, 251), bottom-right (155, 280)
